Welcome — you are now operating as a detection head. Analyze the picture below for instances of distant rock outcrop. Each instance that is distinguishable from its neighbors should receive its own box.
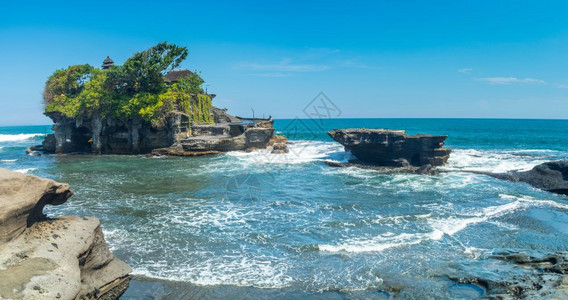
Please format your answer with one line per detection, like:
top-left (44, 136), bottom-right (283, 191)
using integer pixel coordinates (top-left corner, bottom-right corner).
top-left (0, 169), bottom-right (131, 299)
top-left (479, 161), bottom-right (568, 196)
top-left (328, 128), bottom-right (451, 167)
top-left (151, 120), bottom-right (275, 156)
top-left (268, 135), bottom-right (289, 154)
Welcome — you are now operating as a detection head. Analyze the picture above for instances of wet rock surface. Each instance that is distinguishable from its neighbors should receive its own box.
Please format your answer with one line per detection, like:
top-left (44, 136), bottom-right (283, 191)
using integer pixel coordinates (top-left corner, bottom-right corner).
top-left (446, 249), bottom-right (568, 299)
top-left (0, 169), bottom-right (131, 299)
top-left (269, 135), bottom-right (289, 154)
top-left (328, 128), bottom-right (451, 167)
top-left (472, 161), bottom-right (568, 196)
top-left (324, 160), bottom-right (437, 175)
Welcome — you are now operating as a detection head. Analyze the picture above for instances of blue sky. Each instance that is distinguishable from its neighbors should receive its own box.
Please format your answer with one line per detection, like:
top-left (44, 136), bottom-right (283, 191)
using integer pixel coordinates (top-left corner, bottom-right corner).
top-left (1, 0), bottom-right (567, 125)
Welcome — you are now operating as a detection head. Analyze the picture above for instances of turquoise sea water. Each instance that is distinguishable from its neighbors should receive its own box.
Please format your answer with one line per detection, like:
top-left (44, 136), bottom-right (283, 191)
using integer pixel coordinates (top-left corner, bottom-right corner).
top-left (1, 119), bottom-right (568, 299)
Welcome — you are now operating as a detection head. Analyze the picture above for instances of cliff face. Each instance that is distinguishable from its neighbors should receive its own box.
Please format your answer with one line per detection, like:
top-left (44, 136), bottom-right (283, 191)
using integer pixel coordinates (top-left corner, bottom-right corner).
top-left (0, 169), bottom-right (132, 299)
top-left (42, 108), bottom-right (276, 155)
top-left (328, 128), bottom-right (451, 167)
top-left (42, 112), bottom-right (185, 154)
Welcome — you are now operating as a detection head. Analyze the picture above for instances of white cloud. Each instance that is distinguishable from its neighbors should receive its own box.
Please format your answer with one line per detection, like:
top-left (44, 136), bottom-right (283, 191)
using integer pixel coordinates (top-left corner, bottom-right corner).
top-left (458, 68), bottom-right (473, 73)
top-left (238, 59), bottom-right (330, 73)
top-left (479, 77), bottom-right (547, 85)
top-left (337, 57), bottom-right (371, 69)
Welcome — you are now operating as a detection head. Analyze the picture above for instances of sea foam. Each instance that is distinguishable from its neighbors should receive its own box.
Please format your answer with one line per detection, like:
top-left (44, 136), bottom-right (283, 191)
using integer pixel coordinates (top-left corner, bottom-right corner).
top-left (0, 133), bottom-right (44, 142)
top-left (317, 196), bottom-right (558, 254)
top-left (228, 140), bottom-right (347, 165)
top-left (442, 148), bottom-right (553, 173)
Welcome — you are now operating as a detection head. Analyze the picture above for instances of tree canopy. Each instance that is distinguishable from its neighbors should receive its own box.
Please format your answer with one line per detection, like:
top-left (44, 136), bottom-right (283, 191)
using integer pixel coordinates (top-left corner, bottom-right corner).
top-left (43, 42), bottom-right (212, 126)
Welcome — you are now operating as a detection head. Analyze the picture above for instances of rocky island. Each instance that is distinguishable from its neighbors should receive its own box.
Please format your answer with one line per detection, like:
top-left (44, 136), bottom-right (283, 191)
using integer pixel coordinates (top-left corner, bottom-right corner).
top-left (327, 128), bottom-right (451, 173)
top-left (0, 168), bottom-right (131, 299)
top-left (38, 42), bottom-right (280, 156)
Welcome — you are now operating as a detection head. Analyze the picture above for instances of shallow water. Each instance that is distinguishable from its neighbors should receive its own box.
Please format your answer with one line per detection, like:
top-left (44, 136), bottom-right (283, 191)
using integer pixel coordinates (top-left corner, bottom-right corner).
top-left (1, 119), bottom-right (567, 298)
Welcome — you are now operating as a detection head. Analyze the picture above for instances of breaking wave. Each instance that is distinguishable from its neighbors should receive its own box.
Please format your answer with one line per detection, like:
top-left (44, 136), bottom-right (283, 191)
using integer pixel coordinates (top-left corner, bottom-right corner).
top-left (0, 133), bottom-right (44, 142)
top-left (228, 140), bottom-right (348, 165)
top-left (442, 148), bottom-right (562, 173)
top-left (318, 194), bottom-right (567, 254)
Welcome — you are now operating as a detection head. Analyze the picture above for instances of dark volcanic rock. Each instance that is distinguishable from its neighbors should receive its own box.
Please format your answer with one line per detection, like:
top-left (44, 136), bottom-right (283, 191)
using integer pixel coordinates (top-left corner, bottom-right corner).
top-left (328, 129), bottom-right (451, 167)
top-left (42, 107), bottom-right (276, 155)
top-left (42, 112), bottom-right (182, 154)
top-left (478, 161), bottom-right (568, 196)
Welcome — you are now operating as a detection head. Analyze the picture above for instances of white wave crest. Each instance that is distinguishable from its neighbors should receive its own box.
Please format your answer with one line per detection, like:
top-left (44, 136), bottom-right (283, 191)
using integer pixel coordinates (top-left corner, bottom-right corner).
top-left (0, 159), bottom-right (17, 163)
top-left (131, 255), bottom-right (293, 288)
top-left (443, 149), bottom-right (551, 173)
top-left (318, 232), bottom-right (427, 253)
top-left (0, 133), bottom-right (44, 142)
top-left (228, 141), bottom-right (347, 165)
top-left (318, 195), bottom-right (561, 254)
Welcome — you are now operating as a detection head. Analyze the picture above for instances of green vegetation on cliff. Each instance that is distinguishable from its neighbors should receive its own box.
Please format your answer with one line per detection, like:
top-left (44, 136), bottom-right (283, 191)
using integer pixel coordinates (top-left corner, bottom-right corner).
top-left (43, 42), bottom-right (213, 126)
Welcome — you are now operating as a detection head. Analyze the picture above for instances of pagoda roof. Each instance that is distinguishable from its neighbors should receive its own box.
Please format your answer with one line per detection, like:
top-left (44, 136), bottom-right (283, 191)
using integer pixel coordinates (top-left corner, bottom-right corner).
top-left (164, 69), bottom-right (194, 83)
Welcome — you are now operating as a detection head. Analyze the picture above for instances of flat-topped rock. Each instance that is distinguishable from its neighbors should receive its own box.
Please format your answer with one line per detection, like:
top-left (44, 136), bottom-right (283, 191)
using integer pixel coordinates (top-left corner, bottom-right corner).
top-left (328, 128), bottom-right (451, 167)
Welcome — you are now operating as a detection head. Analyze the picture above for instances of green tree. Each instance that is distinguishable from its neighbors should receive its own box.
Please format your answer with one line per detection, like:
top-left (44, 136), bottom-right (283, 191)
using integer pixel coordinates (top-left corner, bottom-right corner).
top-left (107, 42), bottom-right (188, 96)
top-left (43, 64), bottom-right (94, 108)
top-left (42, 42), bottom-right (213, 126)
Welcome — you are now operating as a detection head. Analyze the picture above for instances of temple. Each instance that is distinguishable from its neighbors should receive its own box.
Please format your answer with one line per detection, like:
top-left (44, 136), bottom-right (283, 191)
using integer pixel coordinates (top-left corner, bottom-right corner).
top-left (164, 69), bottom-right (194, 84)
top-left (101, 56), bottom-right (114, 69)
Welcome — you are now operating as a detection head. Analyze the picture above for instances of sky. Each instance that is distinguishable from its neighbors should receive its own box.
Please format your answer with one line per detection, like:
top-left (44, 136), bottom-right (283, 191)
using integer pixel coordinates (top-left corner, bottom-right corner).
top-left (1, 0), bottom-right (567, 125)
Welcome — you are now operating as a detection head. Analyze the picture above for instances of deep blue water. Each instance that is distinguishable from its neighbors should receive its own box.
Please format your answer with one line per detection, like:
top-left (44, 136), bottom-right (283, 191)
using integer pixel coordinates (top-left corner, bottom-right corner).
top-left (1, 119), bottom-right (568, 299)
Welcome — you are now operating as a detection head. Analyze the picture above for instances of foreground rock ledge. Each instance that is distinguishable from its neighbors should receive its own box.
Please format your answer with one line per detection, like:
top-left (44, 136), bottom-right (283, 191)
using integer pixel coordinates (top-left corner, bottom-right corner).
top-left (328, 128), bottom-right (451, 167)
top-left (0, 168), bottom-right (131, 299)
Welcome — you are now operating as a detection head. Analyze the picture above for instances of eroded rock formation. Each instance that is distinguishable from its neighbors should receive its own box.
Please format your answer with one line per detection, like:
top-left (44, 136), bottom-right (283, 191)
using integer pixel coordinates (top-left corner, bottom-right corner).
top-left (42, 107), bottom-right (276, 156)
top-left (152, 120), bottom-right (275, 156)
top-left (42, 112), bottom-right (182, 154)
top-left (0, 169), bottom-right (131, 299)
top-left (328, 129), bottom-right (451, 167)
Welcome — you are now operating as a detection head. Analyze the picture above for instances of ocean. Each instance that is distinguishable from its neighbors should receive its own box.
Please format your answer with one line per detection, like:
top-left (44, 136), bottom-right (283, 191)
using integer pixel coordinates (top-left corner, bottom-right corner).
top-left (1, 118), bottom-right (568, 299)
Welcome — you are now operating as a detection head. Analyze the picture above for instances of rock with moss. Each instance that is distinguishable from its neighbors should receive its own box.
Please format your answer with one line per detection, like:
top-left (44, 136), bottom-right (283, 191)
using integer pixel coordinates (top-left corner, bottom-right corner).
top-left (39, 42), bottom-right (274, 155)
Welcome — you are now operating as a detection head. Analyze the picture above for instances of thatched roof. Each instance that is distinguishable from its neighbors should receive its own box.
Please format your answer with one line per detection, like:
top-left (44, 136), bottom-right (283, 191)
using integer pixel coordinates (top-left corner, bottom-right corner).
top-left (102, 56), bottom-right (114, 69)
top-left (164, 69), bottom-right (194, 83)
